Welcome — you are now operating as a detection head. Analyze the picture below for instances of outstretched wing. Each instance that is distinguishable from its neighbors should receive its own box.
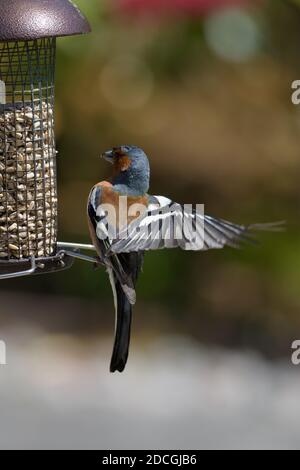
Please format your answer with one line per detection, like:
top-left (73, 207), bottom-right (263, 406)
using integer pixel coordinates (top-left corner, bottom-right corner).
top-left (107, 195), bottom-right (260, 254)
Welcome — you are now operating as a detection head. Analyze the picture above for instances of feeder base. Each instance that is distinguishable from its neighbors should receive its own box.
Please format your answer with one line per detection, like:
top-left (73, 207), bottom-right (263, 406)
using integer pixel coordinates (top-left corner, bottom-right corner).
top-left (0, 253), bottom-right (74, 279)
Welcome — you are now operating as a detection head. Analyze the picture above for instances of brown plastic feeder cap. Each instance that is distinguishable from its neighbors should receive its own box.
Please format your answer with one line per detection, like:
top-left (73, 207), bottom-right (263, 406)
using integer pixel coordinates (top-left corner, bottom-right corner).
top-left (0, 0), bottom-right (91, 42)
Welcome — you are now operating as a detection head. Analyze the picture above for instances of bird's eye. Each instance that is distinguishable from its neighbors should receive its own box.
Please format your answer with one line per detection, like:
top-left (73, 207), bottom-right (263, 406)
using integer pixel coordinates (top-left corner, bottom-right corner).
top-left (122, 146), bottom-right (131, 153)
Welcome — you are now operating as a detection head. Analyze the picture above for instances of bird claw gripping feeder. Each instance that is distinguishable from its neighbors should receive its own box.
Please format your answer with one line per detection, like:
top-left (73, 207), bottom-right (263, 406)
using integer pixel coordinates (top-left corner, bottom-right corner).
top-left (0, 0), bottom-right (96, 280)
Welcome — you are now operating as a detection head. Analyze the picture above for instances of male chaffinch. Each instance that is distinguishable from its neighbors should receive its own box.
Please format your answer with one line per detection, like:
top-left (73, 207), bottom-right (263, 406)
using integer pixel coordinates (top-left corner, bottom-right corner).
top-left (88, 145), bottom-right (280, 373)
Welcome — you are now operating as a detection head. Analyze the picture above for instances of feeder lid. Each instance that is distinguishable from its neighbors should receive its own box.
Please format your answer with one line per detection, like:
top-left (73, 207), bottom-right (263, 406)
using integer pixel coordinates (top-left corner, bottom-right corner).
top-left (0, 0), bottom-right (91, 42)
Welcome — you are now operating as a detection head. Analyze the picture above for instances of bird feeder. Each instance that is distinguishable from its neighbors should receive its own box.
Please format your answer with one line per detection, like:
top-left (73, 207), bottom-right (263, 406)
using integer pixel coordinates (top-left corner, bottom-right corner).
top-left (0, 0), bottom-right (94, 279)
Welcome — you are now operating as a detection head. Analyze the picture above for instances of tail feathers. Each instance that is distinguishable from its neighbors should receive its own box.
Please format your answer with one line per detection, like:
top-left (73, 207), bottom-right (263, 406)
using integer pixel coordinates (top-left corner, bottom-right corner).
top-left (121, 283), bottom-right (136, 306)
top-left (108, 255), bottom-right (136, 305)
top-left (108, 270), bottom-right (132, 373)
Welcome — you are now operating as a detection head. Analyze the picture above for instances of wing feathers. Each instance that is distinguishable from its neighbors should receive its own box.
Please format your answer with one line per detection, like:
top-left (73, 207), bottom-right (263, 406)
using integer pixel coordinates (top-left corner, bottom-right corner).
top-left (92, 191), bottom-right (279, 255)
top-left (106, 197), bottom-right (276, 254)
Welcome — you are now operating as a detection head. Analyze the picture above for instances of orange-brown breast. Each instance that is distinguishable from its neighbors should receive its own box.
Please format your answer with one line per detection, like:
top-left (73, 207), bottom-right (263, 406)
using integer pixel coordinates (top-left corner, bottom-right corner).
top-left (101, 186), bottom-right (148, 230)
top-left (98, 181), bottom-right (113, 188)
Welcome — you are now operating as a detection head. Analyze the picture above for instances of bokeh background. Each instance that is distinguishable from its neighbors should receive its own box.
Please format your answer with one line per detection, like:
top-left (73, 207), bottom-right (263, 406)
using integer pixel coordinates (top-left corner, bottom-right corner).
top-left (1, 0), bottom-right (300, 449)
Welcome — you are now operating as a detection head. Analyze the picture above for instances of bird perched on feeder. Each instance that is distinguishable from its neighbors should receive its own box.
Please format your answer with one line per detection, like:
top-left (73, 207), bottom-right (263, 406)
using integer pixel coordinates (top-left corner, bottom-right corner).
top-left (87, 145), bottom-right (281, 373)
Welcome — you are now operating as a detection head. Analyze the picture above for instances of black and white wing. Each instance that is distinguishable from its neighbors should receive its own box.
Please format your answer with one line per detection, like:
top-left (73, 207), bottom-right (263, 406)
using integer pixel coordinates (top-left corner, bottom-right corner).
top-left (108, 196), bottom-right (258, 254)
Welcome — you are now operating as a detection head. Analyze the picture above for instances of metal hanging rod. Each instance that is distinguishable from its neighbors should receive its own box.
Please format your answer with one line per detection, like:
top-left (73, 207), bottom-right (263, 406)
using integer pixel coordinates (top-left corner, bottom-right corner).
top-left (58, 249), bottom-right (101, 265)
top-left (57, 242), bottom-right (96, 252)
top-left (57, 242), bottom-right (105, 266)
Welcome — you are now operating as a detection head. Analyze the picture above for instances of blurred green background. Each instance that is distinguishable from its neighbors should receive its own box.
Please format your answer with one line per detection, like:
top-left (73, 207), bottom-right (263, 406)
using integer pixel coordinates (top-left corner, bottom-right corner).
top-left (1, 0), bottom-right (300, 449)
top-left (2, 0), bottom-right (298, 356)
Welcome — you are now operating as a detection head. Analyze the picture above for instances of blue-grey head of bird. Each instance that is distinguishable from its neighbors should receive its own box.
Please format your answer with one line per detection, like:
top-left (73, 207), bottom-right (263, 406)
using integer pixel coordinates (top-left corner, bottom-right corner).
top-left (102, 145), bottom-right (150, 196)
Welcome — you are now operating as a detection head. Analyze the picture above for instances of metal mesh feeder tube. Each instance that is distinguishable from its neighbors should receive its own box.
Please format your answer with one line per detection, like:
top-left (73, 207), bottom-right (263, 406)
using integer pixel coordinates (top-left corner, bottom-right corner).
top-left (0, 39), bottom-right (57, 261)
top-left (0, 0), bottom-right (91, 278)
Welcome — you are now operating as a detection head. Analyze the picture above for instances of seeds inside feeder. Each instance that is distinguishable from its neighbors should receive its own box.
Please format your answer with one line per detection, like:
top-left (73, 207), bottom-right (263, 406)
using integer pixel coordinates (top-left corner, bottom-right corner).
top-left (0, 102), bottom-right (57, 259)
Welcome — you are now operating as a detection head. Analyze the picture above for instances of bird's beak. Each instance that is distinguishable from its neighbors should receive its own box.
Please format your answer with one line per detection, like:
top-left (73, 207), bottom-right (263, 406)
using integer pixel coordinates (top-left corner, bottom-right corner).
top-left (101, 150), bottom-right (114, 163)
